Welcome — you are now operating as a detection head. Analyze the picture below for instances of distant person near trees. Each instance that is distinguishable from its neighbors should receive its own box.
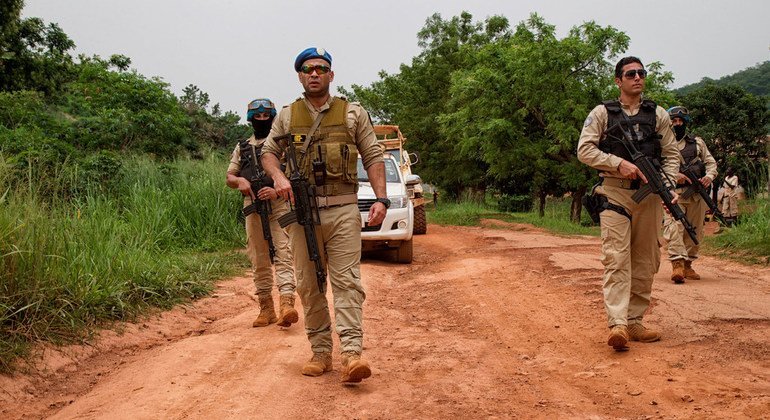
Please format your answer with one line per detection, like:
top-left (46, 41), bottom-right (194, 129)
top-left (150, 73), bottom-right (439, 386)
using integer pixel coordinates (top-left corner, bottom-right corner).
top-left (661, 106), bottom-right (718, 284)
top-left (261, 47), bottom-right (387, 383)
top-left (718, 167), bottom-right (740, 226)
top-left (578, 56), bottom-right (681, 352)
top-left (226, 98), bottom-right (298, 329)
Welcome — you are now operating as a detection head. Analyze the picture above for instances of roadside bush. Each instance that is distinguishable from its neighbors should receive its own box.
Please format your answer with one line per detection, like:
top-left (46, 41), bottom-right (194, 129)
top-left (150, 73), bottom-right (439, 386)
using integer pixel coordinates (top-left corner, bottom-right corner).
top-left (0, 154), bottom-right (245, 372)
top-left (498, 194), bottom-right (533, 212)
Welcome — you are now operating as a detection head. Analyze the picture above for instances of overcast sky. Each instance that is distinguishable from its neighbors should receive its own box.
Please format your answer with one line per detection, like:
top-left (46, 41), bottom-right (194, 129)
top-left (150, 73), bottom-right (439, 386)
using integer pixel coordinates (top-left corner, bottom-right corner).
top-left (23, 0), bottom-right (770, 120)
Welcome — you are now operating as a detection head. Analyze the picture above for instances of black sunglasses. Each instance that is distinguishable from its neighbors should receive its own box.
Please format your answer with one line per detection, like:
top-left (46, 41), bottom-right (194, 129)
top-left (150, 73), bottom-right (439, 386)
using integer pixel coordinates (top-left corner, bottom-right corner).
top-left (622, 69), bottom-right (647, 79)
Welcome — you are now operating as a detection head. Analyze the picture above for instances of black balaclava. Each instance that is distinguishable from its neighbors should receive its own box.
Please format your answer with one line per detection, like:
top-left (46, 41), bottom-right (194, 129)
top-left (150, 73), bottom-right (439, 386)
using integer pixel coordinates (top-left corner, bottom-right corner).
top-left (673, 123), bottom-right (687, 140)
top-left (251, 117), bottom-right (274, 139)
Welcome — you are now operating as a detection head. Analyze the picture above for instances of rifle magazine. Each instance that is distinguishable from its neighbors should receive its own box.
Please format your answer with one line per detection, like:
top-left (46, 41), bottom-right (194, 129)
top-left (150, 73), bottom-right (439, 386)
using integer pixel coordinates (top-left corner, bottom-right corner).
top-left (278, 211), bottom-right (298, 228)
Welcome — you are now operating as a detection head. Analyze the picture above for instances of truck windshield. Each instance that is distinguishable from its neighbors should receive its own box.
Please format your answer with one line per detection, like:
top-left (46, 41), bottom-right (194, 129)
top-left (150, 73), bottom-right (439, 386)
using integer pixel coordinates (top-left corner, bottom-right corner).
top-left (358, 158), bottom-right (400, 183)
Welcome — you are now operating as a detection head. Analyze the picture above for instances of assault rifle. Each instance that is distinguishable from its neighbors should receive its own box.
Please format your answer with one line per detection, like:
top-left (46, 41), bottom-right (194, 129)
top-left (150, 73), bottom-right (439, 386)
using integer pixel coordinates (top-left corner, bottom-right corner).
top-left (679, 158), bottom-right (727, 225)
top-left (240, 141), bottom-right (276, 263)
top-left (604, 118), bottom-right (699, 244)
top-left (275, 133), bottom-right (327, 294)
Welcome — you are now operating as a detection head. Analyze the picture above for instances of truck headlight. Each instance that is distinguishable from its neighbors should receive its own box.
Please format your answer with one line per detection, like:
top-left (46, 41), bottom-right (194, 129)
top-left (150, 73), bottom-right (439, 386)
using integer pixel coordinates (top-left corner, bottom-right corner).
top-left (389, 195), bottom-right (408, 209)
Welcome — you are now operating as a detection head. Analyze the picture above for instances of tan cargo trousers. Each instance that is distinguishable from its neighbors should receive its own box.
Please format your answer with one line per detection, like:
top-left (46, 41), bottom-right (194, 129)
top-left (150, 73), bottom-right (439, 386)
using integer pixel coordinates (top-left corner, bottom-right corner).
top-left (288, 203), bottom-right (366, 354)
top-left (721, 194), bottom-right (739, 218)
top-left (597, 185), bottom-right (662, 328)
top-left (244, 198), bottom-right (295, 295)
top-left (662, 192), bottom-right (706, 261)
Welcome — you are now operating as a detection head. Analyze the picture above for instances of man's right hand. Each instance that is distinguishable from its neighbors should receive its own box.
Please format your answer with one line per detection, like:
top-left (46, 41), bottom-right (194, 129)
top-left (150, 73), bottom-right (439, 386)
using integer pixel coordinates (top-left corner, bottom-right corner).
top-left (272, 174), bottom-right (294, 204)
top-left (618, 159), bottom-right (648, 184)
top-left (237, 177), bottom-right (255, 200)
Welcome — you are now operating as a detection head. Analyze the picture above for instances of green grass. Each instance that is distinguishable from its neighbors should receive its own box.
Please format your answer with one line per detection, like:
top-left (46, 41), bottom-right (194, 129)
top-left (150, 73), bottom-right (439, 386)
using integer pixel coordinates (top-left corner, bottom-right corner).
top-left (428, 195), bottom-right (600, 237)
top-left (702, 199), bottom-right (770, 264)
top-left (0, 154), bottom-right (247, 372)
top-left (428, 192), bottom-right (769, 263)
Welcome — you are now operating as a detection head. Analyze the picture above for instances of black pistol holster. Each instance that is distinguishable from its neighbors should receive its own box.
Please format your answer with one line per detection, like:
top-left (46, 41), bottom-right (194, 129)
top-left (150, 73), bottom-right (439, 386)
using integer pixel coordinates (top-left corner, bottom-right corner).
top-left (583, 182), bottom-right (632, 224)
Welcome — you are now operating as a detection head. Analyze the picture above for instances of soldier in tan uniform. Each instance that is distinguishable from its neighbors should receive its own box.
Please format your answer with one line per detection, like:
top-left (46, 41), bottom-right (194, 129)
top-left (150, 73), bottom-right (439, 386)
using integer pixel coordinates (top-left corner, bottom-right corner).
top-left (578, 56), bottom-right (681, 351)
top-left (719, 167), bottom-right (740, 225)
top-left (226, 98), bottom-right (298, 328)
top-left (661, 106), bottom-right (718, 283)
top-left (261, 47), bottom-right (387, 383)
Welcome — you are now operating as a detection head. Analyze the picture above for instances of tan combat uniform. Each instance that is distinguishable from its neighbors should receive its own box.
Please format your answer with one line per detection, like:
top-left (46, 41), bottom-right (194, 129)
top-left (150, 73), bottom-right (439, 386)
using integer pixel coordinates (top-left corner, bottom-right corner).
top-left (262, 95), bottom-right (383, 355)
top-left (227, 135), bottom-right (295, 296)
top-left (720, 175), bottom-right (740, 218)
top-left (577, 99), bottom-right (679, 328)
top-left (662, 135), bottom-right (718, 262)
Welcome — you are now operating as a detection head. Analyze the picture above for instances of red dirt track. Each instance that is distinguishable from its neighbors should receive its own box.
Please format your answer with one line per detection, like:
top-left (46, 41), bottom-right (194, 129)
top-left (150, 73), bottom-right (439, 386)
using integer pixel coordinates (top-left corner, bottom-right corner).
top-left (2, 221), bottom-right (769, 419)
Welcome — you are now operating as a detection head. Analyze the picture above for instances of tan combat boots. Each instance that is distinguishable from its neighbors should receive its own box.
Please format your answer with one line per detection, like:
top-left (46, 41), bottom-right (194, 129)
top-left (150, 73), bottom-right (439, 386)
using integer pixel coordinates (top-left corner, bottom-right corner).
top-left (340, 351), bottom-right (372, 383)
top-left (302, 352), bottom-right (333, 377)
top-left (671, 259), bottom-right (685, 284)
top-left (276, 294), bottom-right (299, 327)
top-left (684, 260), bottom-right (701, 280)
top-left (252, 294), bottom-right (277, 327)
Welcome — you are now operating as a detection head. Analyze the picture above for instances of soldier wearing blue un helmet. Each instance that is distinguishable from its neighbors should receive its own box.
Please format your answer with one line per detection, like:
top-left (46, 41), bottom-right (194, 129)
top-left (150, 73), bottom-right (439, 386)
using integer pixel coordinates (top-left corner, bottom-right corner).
top-left (226, 97), bottom-right (298, 329)
top-left (662, 105), bottom-right (718, 284)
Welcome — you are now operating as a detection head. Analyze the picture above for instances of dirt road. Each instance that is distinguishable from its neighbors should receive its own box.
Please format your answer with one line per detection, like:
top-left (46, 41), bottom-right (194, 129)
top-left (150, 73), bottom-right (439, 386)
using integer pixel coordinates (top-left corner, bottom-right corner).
top-left (2, 221), bottom-right (769, 419)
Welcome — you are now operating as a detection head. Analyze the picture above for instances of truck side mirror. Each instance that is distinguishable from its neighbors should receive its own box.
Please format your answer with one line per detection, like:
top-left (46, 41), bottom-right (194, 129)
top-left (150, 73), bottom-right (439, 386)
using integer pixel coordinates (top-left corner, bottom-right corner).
top-left (405, 174), bottom-right (422, 186)
top-left (408, 152), bottom-right (420, 165)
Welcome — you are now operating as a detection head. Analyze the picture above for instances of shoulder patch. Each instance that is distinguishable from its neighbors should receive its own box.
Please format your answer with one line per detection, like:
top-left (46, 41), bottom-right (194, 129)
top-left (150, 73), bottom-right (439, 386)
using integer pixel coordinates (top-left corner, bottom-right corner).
top-left (583, 116), bottom-right (593, 127)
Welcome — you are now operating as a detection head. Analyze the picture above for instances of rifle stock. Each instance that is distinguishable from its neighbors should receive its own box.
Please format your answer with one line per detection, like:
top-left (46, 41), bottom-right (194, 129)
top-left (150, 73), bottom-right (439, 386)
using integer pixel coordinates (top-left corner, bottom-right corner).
top-left (604, 122), bottom-right (699, 245)
top-left (275, 133), bottom-right (327, 294)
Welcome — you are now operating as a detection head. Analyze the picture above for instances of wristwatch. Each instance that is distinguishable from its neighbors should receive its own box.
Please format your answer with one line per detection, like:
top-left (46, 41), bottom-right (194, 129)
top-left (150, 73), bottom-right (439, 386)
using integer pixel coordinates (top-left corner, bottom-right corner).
top-left (375, 197), bottom-right (391, 209)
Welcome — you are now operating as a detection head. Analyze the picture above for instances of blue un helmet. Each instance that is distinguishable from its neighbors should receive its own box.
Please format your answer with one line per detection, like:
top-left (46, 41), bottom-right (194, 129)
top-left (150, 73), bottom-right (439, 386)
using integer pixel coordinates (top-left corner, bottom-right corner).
top-left (246, 98), bottom-right (277, 121)
top-left (667, 106), bottom-right (691, 123)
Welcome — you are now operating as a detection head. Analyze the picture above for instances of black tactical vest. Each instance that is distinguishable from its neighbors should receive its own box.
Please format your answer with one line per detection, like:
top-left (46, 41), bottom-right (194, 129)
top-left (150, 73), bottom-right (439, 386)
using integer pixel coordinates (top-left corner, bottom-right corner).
top-left (679, 135), bottom-right (706, 177)
top-left (238, 139), bottom-right (273, 187)
top-left (599, 99), bottom-right (661, 162)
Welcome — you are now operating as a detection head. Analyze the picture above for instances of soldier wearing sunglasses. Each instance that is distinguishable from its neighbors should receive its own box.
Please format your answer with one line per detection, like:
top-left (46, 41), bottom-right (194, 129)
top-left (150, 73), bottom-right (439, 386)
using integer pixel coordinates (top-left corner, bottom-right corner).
top-left (661, 106), bottom-right (718, 284)
top-left (261, 47), bottom-right (386, 383)
top-left (578, 56), bottom-right (681, 352)
top-left (226, 98), bottom-right (298, 329)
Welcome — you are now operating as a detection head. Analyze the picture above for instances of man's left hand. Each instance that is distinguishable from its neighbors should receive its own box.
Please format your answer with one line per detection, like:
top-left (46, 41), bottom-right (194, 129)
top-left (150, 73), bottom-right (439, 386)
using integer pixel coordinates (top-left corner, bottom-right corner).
top-left (368, 202), bottom-right (387, 226)
top-left (700, 177), bottom-right (712, 188)
top-left (662, 190), bottom-right (680, 215)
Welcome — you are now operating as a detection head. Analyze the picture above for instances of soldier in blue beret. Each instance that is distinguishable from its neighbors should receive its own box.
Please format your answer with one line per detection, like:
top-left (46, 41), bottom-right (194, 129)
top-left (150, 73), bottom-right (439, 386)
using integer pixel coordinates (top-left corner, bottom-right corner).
top-left (293, 47), bottom-right (332, 73)
top-left (262, 47), bottom-right (387, 383)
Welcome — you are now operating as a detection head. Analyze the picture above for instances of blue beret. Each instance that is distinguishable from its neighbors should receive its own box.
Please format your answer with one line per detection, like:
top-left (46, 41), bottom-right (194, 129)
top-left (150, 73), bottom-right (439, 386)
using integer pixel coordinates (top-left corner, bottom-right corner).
top-left (294, 47), bottom-right (332, 72)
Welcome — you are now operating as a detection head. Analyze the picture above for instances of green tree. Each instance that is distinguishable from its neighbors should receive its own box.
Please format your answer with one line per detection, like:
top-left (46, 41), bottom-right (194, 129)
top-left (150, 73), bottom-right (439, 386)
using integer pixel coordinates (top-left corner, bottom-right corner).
top-left (679, 83), bottom-right (769, 195)
top-left (0, 1), bottom-right (75, 95)
top-left (60, 57), bottom-right (194, 157)
top-left (432, 14), bottom-right (631, 220)
top-left (342, 12), bottom-right (512, 200)
top-left (179, 84), bottom-right (249, 151)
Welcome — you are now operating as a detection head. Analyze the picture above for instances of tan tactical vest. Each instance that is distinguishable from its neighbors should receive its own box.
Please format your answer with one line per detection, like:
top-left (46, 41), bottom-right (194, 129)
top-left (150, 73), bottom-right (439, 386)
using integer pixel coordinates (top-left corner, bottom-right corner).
top-left (288, 97), bottom-right (358, 196)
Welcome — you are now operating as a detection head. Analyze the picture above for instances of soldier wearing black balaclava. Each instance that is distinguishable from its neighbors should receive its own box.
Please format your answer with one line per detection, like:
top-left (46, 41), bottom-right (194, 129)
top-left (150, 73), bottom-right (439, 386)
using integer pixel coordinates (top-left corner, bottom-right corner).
top-left (226, 99), bottom-right (298, 329)
top-left (662, 106), bottom-right (718, 283)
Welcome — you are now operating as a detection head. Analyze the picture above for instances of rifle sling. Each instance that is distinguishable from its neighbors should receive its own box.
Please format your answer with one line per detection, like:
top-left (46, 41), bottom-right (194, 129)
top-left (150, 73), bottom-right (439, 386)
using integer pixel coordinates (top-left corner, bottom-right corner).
top-left (299, 109), bottom-right (329, 166)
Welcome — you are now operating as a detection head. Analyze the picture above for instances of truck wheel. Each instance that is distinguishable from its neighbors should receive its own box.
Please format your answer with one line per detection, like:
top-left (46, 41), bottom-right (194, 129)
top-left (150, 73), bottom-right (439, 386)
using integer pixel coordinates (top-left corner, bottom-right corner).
top-left (395, 239), bottom-right (413, 264)
top-left (413, 205), bottom-right (427, 235)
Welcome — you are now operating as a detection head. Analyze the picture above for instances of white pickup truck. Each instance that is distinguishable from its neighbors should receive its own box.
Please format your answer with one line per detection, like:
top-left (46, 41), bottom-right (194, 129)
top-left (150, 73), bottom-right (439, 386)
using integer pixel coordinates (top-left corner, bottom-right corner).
top-left (357, 153), bottom-right (420, 263)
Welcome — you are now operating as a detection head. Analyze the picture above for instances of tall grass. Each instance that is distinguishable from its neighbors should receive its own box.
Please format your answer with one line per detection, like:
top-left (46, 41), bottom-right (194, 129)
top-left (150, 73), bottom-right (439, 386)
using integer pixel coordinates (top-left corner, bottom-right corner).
top-left (0, 154), bottom-right (246, 371)
top-left (704, 199), bottom-right (770, 264)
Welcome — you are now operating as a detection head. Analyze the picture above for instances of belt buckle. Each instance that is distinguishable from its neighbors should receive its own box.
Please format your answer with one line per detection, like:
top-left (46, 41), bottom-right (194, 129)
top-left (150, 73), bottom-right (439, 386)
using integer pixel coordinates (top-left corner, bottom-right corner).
top-left (316, 196), bottom-right (328, 208)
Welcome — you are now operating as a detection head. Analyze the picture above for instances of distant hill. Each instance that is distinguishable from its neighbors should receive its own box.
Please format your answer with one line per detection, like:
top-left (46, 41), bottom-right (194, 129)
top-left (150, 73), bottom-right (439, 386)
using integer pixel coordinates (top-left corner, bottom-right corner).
top-left (674, 61), bottom-right (770, 97)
